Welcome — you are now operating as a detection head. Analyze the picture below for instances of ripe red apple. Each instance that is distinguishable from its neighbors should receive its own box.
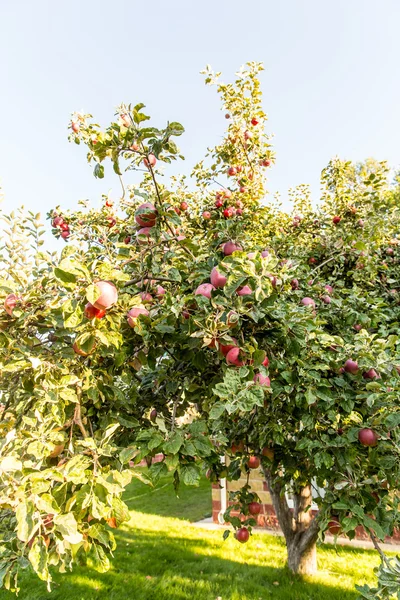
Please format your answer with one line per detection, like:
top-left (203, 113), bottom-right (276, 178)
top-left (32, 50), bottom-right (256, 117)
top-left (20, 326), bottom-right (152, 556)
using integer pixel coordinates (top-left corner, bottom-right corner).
top-left (226, 347), bottom-right (245, 366)
top-left (4, 293), bottom-right (18, 316)
top-left (61, 230), bottom-right (70, 240)
top-left (225, 113), bottom-right (230, 119)
top-left (328, 519), bottom-right (342, 536)
top-left (301, 297), bottom-right (315, 308)
top-left (182, 309), bottom-right (190, 320)
top-left (308, 257), bottom-right (317, 265)
top-left (140, 292), bottom-right (153, 304)
top-left (236, 527), bottom-right (250, 543)
top-left (223, 207), bottom-right (235, 218)
top-left (52, 216), bottom-right (64, 227)
top-left (227, 166), bottom-right (237, 177)
top-left (215, 198), bottom-right (224, 208)
top-left (195, 283), bottom-right (215, 299)
top-left (223, 241), bottom-right (242, 256)
top-left (344, 359), bottom-right (359, 374)
top-left (251, 117), bottom-right (259, 126)
top-left (210, 267), bottom-right (227, 288)
top-left (247, 456), bottom-right (260, 469)
top-left (239, 186), bottom-right (247, 193)
top-left (135, 203), bottom-right (157, 227)
top-left (84, 303), bottom-right (106, 319)
top-left (180, 202), bottom-right (188, 211)
top-left (143, 154), bottom-right (157, 168)
top-left (107, 217), bottom-right (116, 228)
top-left (333, 216), bottom-right (341, 224)
top-left (321, 295), bottom-right (331, 304)
top-left (150, 409), bottom-right (157, 423)
top-left (231, 440), bottom-right (245, 454)
top-left (363, 368), bottom-right (379, 380)
top-left (202, 211), bottom-right (211, 220)
top-left (386, 247), bottom-right (394, 255)
top-left (71, 121), bottom-right (80, 133)
top-left (124, 236), bottom-right (131, 244)
top-left (130, 142), bottom-right (140, 152)
top-left (156, 285), bottom-right (166, 297)
top-left (136, 227), bottom-right (154, 244)
top-left (324, 285), bottom-right (333, 294)
top-left (237, 285), bottom-right (252, 296)
top-left (253, 373), bottom-right (270, 386)
top-left (291, 278), bottom-right (299, 290)
top-left (262, 356), bottom-right (269, 367)
top-left (236, 208), bottom-right (243, 216)
top-left (262, 447), bottom-right (274, 460)
top-left (127, 306), bottom-right (149, 327)
top-left (261, 159), bottom-right (271, 167)
top-left (353, 324), bottom-right (362, 332)
top-left (248, 501), bottom-right (261, 515)
top-left (93, 281), bottom-right (118, 310)
top-left (261, 250), bottom-right (269, 258)
top-left (220, 338), bottom-right (238, 356)
top-left (358, 428), bottom-right (378, 447)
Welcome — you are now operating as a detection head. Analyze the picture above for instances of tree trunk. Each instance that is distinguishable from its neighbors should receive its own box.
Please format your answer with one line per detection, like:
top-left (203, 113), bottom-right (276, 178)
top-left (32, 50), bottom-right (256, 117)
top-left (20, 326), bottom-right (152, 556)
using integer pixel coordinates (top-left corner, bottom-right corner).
top-left (287, 537), bottom-right (317, 575)
top-left (262, 467), bottom-right (320, 576)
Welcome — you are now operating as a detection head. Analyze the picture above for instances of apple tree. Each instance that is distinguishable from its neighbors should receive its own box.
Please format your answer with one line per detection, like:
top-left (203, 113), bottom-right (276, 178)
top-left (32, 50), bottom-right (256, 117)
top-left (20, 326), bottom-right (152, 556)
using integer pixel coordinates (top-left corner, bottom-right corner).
top-left (0, 62), bottom-right (399, 594)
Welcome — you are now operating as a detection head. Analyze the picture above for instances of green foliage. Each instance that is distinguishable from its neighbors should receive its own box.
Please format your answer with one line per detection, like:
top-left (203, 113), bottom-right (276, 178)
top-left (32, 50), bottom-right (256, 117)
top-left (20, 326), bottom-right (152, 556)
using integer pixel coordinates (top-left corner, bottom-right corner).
top-left (0, 61), bottom-right (399, 594)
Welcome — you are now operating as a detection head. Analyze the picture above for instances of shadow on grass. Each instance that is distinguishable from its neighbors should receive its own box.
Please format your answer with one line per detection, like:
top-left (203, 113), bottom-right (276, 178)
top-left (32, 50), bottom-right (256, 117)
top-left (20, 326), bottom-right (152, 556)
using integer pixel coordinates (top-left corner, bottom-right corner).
top-left (0, 525), bottom-right (374, 600)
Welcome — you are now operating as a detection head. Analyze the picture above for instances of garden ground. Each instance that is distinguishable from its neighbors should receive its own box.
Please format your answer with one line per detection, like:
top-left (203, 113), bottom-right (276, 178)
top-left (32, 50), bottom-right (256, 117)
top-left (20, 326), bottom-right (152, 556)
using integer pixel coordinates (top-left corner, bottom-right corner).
top-left (0, 473), bottom-right (391, 600)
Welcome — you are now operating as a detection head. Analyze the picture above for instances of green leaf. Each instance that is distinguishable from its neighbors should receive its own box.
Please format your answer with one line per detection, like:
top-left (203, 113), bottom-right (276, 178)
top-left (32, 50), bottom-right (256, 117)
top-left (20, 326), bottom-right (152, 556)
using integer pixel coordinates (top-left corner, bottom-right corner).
top-left (16, 501), bottom-right (35, 542)
top-left (180, 464), bottom-right (200, 486)
top-left (54, 513), bottom-right (83, 544)
top-left (28, 537), bottom-right (51, 584)
top-left (94, 164), bottom-right (105, 179)
top-left (163, 432), bottom-right (184, 454)
top-left (87, 542), bottom-right (110, 573)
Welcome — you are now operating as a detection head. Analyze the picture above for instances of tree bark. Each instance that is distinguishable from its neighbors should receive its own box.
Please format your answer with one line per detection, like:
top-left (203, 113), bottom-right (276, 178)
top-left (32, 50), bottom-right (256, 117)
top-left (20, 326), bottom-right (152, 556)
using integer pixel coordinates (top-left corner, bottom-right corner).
top-left (262, 467), bottom-right (320, 576)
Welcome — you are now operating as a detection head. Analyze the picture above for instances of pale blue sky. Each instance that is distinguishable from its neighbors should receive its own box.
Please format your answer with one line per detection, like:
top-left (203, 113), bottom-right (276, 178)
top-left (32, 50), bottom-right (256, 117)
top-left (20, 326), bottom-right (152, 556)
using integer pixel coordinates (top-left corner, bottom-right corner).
top-left (1, 0), bottom-right (399, 230)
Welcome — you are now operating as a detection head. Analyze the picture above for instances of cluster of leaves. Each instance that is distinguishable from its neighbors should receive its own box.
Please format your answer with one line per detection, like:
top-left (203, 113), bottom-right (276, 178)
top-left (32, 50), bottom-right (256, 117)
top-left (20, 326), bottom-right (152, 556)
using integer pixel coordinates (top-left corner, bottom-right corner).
top-left (0, 62), bottom-right (399, 595)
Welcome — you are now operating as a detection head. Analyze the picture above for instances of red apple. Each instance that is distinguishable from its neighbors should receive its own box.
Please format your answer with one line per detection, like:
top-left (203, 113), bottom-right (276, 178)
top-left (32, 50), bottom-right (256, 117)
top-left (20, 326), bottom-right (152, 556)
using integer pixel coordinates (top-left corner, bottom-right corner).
top-left (124, 236), bottom-right (131, 244)
top-left (107, 217), bottom-right (116, 228)
top-left (61, 230), bottom-right (70, 240)
top-left (71, 121), bottom-right (80, 133)
top-left (226, 347), bottom-right (245, 366)
top-left (248, 501), bottom-right (261, 515)
top-left (236, 527), bottom-right (250, 543)
top-left (301, 297), bottom-right (315, 308)
top-left (223, 241), bottom-right (242, 256)
top-left (156, 285), bottom-right (166, 297)
top-left (202, 211), bottom-right (211, 220)
top-left (236, 209), bottom-right (243, 216)
top-left (215, 198), bottom-right (224, 208)
top-left (135, 203), bottom-right (157, 227)
top-left (358, 428), bottom-right (378, 447)
top-left (150, 409), bottom-right (157, 423)
top-left (195, 283), bottom-right (215, 299)
top-left (223, 207), bottom-right (235, 218)
top-left (344, 359), bottom-right (359, 374)
top-left (4, 293), bottom-right (18, 316)
top-left (247, 456), bottom-right (260, 469)
top-left (363, 369), bottom-right (379, 380)
top-left (225, 113), bottom-right (230, 119)
top-left (308, 257), bottom-right (317, 265)
top-left (253, 373), bottom-right (270, 387)
top-left (237, 285), bottom-right (252, 296)
top-left (143, 154), bottom-right (157, 168)
top-left (227, 166), bottom-right (237, 177)
top-left (386, 247), bottom-right (394, 255)
top-left (231, 440), bottom-right (245, 454)
top-left (52, 216), bottom-right (64, 227)
top-left (180, 202), bottom-right (188, 211)
top-left (262, 447), bottom-right (274, 460)
top-left (84, 303), bottom-right (106, 319)
top-left (333, 216), bottom-right (341, 225)
top-left (130, 142), bottom-right (140, 152)
top-left (127, 306), bottom-right (149, 327)
top-left (60, 222), bottom-right (69, 231)
top-left (210, 267), bottom-right (227, 289)
top-left (261, 250), bottom-right (269, 258)
top-left (136, 227), bottom-right (154, 244)
top-left (324, 285), bottom-right (333, 294)
top-left (220, 338), bottom-right (238, 357)
top-left (328, 520), bottom-right (342, 535)
top-left (291, 279), bottom-right (299, 290)
top-left (239, 186), bottom-right (247, 193)
top-left (321, 295), bottom-right (331, 304)
top-left (262, 356), bottom-right (269, 367)
top-left (93, 281), bottom-right (118, 310)
top-left (353, 324), bottom-right (362, 332)
top-left (261, 159), bottom-right (271, 167)
top-left (140, 292), bottom-right (153, 304)
top-left (251, 118), bottom-right (259, 126)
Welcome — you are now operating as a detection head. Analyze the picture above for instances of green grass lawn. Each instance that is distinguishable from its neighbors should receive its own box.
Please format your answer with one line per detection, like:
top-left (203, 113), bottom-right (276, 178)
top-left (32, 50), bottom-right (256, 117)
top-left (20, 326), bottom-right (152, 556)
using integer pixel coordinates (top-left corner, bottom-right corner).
top-left (0, 473), bottom-right (389, 599)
